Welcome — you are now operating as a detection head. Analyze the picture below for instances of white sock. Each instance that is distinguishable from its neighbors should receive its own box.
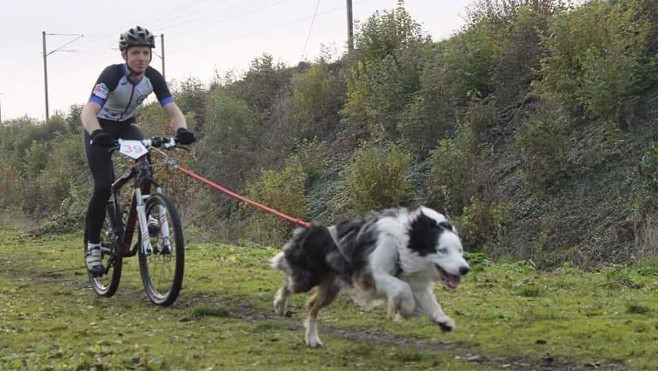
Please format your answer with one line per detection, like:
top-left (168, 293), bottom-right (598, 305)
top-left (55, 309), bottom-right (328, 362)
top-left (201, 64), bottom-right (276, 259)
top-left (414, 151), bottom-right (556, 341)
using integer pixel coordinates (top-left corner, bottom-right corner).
top-left (87, 242), bottom-right (101, 252)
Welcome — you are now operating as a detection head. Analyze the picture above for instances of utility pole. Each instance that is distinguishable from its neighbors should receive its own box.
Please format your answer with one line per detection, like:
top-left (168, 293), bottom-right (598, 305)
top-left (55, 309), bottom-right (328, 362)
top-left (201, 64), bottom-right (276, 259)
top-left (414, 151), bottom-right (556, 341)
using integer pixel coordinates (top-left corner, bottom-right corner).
top-left (160, 34), bottom-right (166, 80)
top-left (346, 0), bottom-right (354, 52)
top-left (42, 31), bottom-right (83, 122)
top-left (42, 31), bottom-right (49, 121)
top-left (154, 34), bottom-right (166, 80)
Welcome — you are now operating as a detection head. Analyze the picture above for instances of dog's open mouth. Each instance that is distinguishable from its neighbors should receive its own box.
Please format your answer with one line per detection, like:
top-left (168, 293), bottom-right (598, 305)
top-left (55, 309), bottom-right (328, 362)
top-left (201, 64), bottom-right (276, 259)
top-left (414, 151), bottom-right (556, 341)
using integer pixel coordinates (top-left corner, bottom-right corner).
top-left (436, 265), bottom-right (461, 290)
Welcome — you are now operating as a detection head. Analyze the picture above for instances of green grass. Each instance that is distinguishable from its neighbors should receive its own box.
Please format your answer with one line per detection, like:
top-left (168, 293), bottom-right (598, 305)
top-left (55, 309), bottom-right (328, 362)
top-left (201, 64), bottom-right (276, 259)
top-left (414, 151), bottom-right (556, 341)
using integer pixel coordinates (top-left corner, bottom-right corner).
top-left (1, 228), bottom-right (657, 370)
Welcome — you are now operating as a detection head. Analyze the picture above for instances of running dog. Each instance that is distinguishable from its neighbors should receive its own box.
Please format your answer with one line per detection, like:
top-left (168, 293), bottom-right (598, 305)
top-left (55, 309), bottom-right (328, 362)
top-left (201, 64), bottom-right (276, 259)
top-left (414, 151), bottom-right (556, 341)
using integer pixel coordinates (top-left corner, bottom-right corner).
top-left (270, 206), bottom-right (470, 347)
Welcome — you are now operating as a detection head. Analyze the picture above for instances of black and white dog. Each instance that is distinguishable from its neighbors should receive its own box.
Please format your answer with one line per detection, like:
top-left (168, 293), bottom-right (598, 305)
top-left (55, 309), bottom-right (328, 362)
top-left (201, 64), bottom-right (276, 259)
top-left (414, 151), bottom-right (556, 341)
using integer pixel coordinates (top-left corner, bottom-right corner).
top-left (270, 206), bottom-right (470, 347)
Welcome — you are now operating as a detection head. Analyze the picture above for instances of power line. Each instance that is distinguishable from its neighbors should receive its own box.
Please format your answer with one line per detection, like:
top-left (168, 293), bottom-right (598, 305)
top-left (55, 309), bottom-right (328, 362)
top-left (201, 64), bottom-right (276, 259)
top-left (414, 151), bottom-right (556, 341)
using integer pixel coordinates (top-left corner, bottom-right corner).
top-left (156, 0), bottom-right (290, 40)
top-left (45, 33), bottom-right (84, 56)
top-left (3, 0), bottom-right (377, 120)
top-left (42, 32), bottom-right (84, 121)
top-left (301, 0), bottom-right (322, 61)
top-left (166, 3), bottom-right (348, 56)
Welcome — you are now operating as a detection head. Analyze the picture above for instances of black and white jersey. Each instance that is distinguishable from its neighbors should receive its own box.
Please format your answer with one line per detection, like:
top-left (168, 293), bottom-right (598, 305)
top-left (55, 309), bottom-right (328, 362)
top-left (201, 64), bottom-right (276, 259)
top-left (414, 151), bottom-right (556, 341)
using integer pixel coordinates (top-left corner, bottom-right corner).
top-left (88, 64), bottom-right (173, 123)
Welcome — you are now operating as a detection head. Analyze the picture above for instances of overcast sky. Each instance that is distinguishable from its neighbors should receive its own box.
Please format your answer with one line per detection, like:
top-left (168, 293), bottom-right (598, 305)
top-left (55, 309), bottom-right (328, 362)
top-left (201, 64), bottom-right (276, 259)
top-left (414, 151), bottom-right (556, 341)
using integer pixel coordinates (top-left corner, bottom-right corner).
top-left (0, 0), bottom-right (474, 122)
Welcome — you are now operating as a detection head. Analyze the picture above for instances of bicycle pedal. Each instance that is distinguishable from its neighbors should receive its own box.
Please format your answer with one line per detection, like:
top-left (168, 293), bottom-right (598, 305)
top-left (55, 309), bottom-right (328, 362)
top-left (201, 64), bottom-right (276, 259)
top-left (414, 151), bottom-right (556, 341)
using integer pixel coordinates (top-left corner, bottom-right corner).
top-left (88, 267), bottom-right (106, 277)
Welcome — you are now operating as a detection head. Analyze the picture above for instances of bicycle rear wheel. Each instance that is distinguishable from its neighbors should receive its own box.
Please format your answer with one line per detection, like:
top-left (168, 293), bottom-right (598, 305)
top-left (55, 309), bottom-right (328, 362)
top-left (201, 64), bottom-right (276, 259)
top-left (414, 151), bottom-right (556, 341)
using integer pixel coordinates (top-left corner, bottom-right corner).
top-left (84, 200), bottom-right (123, 297)
top-left (138, 192), bottom-right (184, 306)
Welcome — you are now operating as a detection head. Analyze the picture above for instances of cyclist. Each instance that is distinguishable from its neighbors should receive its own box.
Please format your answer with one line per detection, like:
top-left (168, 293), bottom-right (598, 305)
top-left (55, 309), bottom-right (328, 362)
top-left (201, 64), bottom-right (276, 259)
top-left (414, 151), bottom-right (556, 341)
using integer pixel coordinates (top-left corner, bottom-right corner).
top-left (81, 26), bottom-right (196, 276)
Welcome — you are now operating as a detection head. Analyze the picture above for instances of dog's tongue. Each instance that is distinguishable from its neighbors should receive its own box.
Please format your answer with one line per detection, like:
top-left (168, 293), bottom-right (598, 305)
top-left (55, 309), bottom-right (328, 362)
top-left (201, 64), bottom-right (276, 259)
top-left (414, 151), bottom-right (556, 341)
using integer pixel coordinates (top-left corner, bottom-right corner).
top-left (446, 275), bottom-right (461, 289)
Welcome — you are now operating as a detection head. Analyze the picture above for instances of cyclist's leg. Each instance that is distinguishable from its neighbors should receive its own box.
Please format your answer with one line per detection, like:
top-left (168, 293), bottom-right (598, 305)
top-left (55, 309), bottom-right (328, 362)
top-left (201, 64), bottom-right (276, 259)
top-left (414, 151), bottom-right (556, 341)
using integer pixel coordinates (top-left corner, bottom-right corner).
top-left (83, 128), bottom-right (115, 275)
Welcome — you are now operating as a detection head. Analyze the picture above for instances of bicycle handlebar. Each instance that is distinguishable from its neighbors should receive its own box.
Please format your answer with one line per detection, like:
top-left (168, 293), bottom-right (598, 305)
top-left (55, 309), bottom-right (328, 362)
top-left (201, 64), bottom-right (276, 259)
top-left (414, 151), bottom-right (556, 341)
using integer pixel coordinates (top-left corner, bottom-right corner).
top-left (113, 137), bottom-right (180, 150)
top-left (109, 137), bottom-right (187, 160)
top-left (143, 136), bottom-right (179, 149)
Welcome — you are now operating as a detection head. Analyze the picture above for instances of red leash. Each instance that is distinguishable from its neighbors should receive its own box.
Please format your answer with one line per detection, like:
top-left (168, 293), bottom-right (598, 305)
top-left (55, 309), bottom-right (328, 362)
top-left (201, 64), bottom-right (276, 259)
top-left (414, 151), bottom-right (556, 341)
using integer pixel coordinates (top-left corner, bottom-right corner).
top-left (176, 166), bottom-right (311, 228)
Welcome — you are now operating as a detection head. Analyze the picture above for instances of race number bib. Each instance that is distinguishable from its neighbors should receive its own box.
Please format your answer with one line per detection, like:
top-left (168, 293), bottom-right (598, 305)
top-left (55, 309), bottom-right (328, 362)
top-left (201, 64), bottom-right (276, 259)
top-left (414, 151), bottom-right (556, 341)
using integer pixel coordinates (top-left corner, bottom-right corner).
top-left (119, 140), bottom-right (148, 159)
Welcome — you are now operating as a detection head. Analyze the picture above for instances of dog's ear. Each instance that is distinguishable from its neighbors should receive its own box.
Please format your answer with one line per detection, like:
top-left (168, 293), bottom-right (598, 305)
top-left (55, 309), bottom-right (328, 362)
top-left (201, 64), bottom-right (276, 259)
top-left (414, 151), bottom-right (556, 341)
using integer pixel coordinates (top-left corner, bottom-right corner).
top-left (438, 221), bottom-right (454, 231)
top-left (416, 212), bottom-right (439, 230)
top-left (418, 207), bottom-right (455, 232)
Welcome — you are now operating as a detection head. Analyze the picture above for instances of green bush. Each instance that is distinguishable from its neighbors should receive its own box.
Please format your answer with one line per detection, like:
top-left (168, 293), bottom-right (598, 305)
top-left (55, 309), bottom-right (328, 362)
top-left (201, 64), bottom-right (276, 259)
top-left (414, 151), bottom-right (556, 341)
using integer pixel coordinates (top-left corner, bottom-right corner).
top-left (341, 5), bottom-right (430, 141)
top-left (447, 25), bottom-right (498, 103)
top-left (170, 77), bottom-right (208, 131)
top-left (36, 135), bottom-right (90, 219)
top-left (514, 107), bottom-right (569, 193)
top-left (427, 122), bottom-right (477, 215)
top-left (454, 197), bottom-right (510, 252)
top-left (292, 61), bottom-right (343, 135)
top-left (244, 159), bottom-right (308, 245)
top-left (345, 142), bottom-right (411, 213)
top-left (639, 144), bottom-right (658, 192)
top-left (577, 0), bottom-right (656, 120)
top-left (198, 89), bottom-right (258, 188)
top-left (536, 0), bottom-right (658, 121)
top-left (0, 165), bottom-right (23, 210)
top-left (286, 138), bottom-right (327, 182)
top-left (397, 40), bottom-right (459, 155)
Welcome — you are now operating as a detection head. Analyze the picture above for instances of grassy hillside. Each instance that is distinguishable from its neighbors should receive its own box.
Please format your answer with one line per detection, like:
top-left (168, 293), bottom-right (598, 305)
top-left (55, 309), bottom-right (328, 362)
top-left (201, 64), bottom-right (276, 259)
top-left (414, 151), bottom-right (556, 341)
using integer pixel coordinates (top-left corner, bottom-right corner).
top-left (2, 0), bottom-right (658, 269)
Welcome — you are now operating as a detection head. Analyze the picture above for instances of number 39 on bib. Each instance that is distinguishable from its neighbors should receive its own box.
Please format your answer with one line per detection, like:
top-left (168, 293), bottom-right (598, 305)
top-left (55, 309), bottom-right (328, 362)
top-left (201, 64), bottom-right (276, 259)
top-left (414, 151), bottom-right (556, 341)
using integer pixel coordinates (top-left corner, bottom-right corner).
top-left (119, 140), bottom-right (148, 159)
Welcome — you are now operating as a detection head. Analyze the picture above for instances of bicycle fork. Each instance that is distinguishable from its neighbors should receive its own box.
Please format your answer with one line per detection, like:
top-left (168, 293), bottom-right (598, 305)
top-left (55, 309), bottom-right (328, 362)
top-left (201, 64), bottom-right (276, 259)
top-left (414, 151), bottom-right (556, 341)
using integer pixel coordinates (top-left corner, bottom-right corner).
top-left (135, 187), bottom-right (172, 256)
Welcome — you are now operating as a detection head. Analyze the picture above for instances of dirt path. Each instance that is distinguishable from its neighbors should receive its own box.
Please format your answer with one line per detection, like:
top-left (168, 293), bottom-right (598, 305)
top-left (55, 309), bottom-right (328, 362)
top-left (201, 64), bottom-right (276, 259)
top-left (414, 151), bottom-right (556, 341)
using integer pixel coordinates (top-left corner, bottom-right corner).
top-left (175, 293), bottom-right (627, 371)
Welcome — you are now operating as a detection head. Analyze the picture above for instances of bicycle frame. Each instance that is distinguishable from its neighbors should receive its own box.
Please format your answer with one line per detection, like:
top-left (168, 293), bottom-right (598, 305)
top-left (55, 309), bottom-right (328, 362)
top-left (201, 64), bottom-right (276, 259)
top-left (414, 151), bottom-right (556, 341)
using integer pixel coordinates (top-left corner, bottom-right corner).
top-left (110, 139), bottom-right (172, 257)
top-left (87, 135), bottom-right (186, 305)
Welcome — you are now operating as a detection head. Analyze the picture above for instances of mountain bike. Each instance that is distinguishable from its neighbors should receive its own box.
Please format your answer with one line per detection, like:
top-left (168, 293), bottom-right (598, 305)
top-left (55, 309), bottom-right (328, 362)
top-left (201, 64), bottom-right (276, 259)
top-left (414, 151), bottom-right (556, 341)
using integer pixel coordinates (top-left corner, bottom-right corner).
top-left (83, 136), bottom-right (186, 306)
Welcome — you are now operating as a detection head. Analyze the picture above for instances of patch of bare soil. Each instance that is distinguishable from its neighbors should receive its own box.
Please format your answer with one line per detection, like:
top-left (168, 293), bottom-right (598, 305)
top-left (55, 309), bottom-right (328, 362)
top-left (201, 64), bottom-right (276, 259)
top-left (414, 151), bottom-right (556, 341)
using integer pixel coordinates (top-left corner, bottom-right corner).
top-left (175, 294), bottom-right (627, 371)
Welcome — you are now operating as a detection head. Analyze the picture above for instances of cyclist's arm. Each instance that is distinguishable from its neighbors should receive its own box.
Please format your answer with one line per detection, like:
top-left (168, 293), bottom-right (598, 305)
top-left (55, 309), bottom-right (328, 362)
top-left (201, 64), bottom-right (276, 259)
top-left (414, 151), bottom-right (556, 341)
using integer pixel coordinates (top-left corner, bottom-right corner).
top-left (81, 101), bottom-right (103, 134)
top-left (146, 67), bottom-right (189, 132)
top-left (162, 102), bottom-right (189, 132)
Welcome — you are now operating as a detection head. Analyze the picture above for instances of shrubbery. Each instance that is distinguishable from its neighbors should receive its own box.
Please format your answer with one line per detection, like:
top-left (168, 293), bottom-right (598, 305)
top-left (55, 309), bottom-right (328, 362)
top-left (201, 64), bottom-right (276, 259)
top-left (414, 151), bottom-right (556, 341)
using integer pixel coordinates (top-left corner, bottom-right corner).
top-left (514, 106), bottom-right (570, 193)
top-left (535, 0), bottom-right (658, 122)
top-left (3, 0), bottom-right (658, 267)
top-left (454, 197), bottom-right (510, 252)
top-left (345, 142), bottom-right (411, 214)
top-left (426, 122), bottom-right (477, 215)
top-left (244, 158), bottom-right (309, 244)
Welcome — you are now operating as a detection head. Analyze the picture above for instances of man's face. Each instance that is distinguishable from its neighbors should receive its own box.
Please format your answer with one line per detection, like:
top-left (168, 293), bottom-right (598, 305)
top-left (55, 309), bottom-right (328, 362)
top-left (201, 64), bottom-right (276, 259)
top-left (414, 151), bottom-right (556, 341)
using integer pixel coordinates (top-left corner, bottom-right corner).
top-left (122, 46), bottom-right (151, 74)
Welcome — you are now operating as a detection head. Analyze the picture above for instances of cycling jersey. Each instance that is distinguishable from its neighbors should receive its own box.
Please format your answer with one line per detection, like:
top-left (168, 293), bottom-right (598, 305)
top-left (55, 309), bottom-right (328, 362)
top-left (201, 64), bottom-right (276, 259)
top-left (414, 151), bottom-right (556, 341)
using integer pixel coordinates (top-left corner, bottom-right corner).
top-left (88, 64), bottom-right (174, 122)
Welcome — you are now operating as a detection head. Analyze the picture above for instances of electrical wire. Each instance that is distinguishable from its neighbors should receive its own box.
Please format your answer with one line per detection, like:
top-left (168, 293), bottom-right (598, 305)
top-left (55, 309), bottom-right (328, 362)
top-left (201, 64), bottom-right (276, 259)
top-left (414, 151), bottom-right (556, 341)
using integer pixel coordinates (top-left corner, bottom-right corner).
top-left (301, 0), bottom-right (322, 61)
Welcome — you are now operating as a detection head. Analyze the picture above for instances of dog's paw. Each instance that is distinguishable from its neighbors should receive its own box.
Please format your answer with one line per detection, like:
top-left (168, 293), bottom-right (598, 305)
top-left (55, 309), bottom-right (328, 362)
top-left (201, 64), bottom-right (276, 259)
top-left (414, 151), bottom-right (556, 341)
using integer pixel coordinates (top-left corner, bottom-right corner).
top-left (387, 294), bottom-right (415, 319)
top-left (273, 288), bottom-right (289, 316)
top-left (399, 297), bottom-right (415, 318)
top-left (273, 298), bottom-right (287, 316)
top-left (387, 295), bottom-right (401, 319)
top-left (306, 336), bottom-right (324, 348)
top-left (305, 317), bottom-right (324, 348)
top-left (433, 315), bottom-right (455, 332)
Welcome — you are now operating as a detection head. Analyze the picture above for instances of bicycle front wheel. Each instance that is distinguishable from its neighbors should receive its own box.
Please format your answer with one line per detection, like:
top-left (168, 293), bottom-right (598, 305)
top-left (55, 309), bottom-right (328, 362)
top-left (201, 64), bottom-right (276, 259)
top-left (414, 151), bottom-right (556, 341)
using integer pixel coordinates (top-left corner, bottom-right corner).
top-left (85, 200), bottom-right (123, 297)
top-left (138, 192), bottom-right (184, 306)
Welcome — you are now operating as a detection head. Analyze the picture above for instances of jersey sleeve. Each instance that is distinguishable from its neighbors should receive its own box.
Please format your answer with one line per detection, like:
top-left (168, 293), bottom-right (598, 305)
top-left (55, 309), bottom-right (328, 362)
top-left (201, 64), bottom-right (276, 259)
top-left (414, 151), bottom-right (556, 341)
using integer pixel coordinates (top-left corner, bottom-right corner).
top-left (88, 65), bottom-right (122, 106)
top-left (146, 67), bottom-right (174, 106)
